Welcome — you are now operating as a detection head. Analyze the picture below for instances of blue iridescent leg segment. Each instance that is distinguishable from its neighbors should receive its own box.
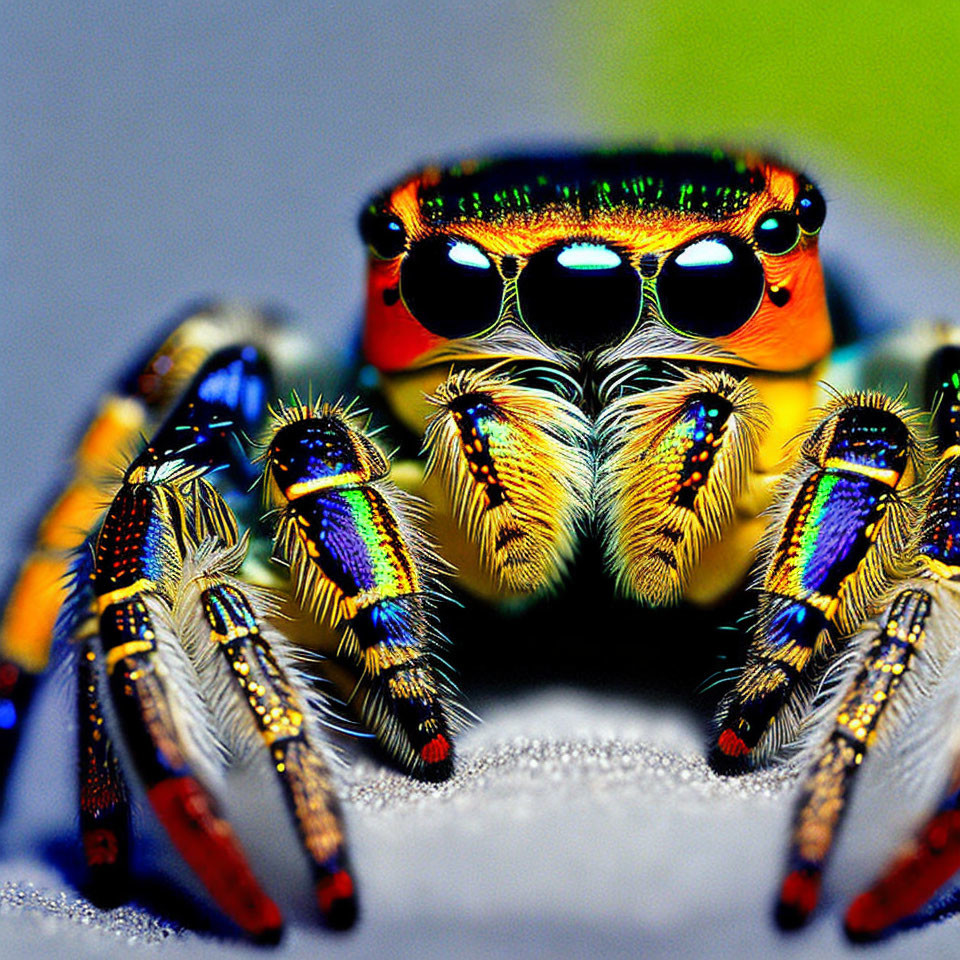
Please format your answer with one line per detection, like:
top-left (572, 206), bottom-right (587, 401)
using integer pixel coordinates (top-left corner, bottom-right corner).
top-left (838, 346), bottom-right (960, 939)
top-left (712, 394), bottom-right (915, 772)
top-left (775, 347), bottom-right (960, 932)
top-left (265, 401), bottom-right (455, 781)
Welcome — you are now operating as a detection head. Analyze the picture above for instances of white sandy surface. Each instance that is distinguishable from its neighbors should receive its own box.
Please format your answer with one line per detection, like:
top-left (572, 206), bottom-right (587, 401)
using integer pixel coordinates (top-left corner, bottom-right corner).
top-left (1, 685), bottom-right (959, 960)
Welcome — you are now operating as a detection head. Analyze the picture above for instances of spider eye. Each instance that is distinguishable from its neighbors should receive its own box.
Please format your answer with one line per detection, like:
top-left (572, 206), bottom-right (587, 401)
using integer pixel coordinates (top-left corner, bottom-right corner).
top-left (399, 236), bottom-right (503, 338)
top-left (517, 241), bottom-right (642, 350)
top-left (754, 212), bottom-right (800, 255)
top-left (656, 235), bottom-right (765, 338)
top-left (359, 208), bottom-right (407, 259)
top-left (795, 181), bottom-right (826, 234)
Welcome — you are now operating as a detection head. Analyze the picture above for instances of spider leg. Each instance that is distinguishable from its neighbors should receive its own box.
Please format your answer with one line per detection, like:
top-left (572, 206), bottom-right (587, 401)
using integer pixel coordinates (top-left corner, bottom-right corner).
top-left (77, 635), bottom-right (131, 904)
top-left (423, 368), bottom-right (592, 593)
top-left (774, 586), bottom-right (930, 928)
top-left (833, 346), bottom-right (960, 939)
top-left (712, 393), bottom-right (917, 771)
top-left (0, 303), bottom-right (277, 804)
top-left (94, 455), bottom-right (285, 940)
top-left (596, 368), bottom-right (766, 604)
top-left (265, 401), bottom-right (456, 781)
top-left (844, 767), bottom-right (960, 940)
top-left (178, 541), bottom-right (357, 929)
top-left (78, 309), bottom-right (321, 938)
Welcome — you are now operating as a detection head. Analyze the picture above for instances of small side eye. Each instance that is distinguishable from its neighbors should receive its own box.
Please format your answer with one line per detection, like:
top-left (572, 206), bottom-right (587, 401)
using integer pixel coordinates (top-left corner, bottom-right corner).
top-left (754, 212), bottom-right (800, 255)
top-left (359, 207), bottom-right (407, 259)
top-left (399, 236), bottom-right (503, 338)
top-left (795, 180), bottom-right (826, 234)
top-left (657, 235), bottom-right (765, 338)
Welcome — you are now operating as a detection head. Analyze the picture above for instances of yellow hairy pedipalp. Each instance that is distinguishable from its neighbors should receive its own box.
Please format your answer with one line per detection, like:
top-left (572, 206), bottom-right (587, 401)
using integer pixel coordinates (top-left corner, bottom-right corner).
top-left (424, 369), bottom-right (592, 593)
top-left (598, 370), bottom-right (767, 605)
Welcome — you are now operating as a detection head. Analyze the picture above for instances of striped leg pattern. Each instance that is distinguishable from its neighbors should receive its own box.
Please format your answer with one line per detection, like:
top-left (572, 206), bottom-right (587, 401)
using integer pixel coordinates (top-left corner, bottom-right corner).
top-left (181, 541), bottom-right (357, 928)
top-left (712, 392), bottom-right (916, 772)
top-left (3, 304), bottom-right (368, 937)
top-left (772, 345), bottom-right (960, 935)
top-left (92, 460), bottom-right (287, 941)
top-left (265, 400), bottom-right (456, 781)
top-left (834, 348), bottom-right (960, 939)
top-left (775, 587), bottom-right (930, 929)
top-left (0, 303), bottom-right (278, 805)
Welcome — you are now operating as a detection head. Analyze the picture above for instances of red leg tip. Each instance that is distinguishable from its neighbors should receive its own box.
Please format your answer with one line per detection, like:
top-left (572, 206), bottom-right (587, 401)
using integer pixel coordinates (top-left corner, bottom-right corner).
top-left (776, 868), bottom-right (821, 929)
top-left (844, 892), bottom-right (886, 941)
top-left (420, 733), bottom-right (451, 765)
top-left (316, 870), bottom-right (358, 930)
top-left (248, 899), bottom-right (284, 944)
top-left (148, 776), bottom-right (283, 940)
top-left (83, 828), bottom-right (120, 866)
top-left (717, 728), bottom-right (749, 758)
top-left (844, 809), bottom-right (960, 940)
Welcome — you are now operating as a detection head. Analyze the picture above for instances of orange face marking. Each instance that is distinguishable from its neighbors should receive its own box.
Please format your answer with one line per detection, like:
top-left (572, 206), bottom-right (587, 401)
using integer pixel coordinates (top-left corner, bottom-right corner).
top-left (719, 242), bottom-right (830, 371)
top-left (362, 254), bottom-right (442, 380)
top-left (360, 152), bottom-right (832, 373)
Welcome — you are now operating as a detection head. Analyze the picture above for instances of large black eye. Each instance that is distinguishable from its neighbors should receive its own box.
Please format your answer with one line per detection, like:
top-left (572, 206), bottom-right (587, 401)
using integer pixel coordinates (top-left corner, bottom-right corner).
top-left (754, 211), bottom-right (800, 255)
top-left (517, 242), bottom-right (642, 350)
top-left (795, 180), bottom-right (826, 234)
top-left (657, 235), bottom-right (765, 338)
top-left (399, 236), bottom-right (503, 338)
top-left (359, 207), bottom-right (407, 259)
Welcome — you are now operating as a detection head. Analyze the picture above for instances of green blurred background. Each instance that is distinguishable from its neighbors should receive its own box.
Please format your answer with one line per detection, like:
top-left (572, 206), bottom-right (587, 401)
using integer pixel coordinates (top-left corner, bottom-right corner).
top-left (557, 0), bottom-right (958, 243)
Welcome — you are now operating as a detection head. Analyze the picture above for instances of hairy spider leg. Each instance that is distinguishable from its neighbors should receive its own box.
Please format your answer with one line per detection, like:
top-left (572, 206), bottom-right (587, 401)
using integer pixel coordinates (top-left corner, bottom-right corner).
top-left (0, 304), bottom-right (276, 806)
top-left (839, 346), bottom-right (960, 940)
top-left (596, 369), bottom-right (765, 604)
top-left (193, 571), bottom-right (358, 929)
top-left (77, 635), bottom-right (132, 904)
top-left (94, 464), bottom-right (283, 941)
top-left (266, 402), bottom-right (455, 781)
top-left (712, 395), bottom-right (914, 771)
top-left (840, 502), bottom-right (960, 939)
top-left (51, 309), bottom-right (298, 936)
top-left (423, 368), bottom-right (592, 593)
top-left (776, 588), bottom-right (930, 929)
top-left (85, 335), bottom-right (359, 932)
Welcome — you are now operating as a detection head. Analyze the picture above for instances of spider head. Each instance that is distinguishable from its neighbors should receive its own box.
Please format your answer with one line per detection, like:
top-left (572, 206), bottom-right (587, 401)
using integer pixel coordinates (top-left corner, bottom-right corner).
top-left (358, 148), bottom-right (832, 391)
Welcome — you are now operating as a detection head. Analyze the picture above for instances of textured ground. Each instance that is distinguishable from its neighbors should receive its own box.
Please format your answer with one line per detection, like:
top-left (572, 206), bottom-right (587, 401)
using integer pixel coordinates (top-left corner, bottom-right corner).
top-left (2, 686), bottom-right (960, 960)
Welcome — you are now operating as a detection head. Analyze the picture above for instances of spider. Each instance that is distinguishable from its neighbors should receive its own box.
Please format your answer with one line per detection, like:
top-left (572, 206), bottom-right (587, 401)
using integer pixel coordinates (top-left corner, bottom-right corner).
top-left (1, 147), bottom-right (959, 943)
